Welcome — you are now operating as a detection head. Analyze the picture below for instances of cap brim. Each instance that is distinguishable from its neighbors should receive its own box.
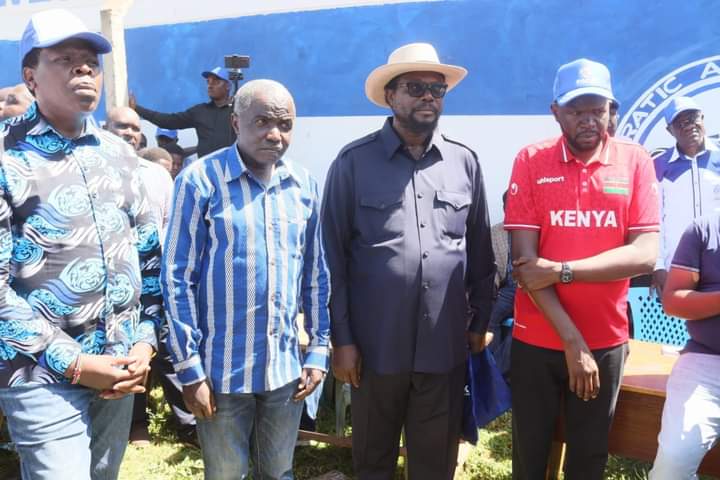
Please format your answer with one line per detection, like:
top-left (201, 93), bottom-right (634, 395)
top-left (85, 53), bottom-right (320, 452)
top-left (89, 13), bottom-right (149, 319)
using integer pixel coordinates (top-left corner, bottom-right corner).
top-left (667, 107), bottom-right (701, 125)
top-left (555, 87), bottom-right (616, 107)
top-left (365, 62), bottom-right (468, 108)
top-left (201, 71), bottom-right (229, 82)
top-left (35, 31), bottom-right (111, 55)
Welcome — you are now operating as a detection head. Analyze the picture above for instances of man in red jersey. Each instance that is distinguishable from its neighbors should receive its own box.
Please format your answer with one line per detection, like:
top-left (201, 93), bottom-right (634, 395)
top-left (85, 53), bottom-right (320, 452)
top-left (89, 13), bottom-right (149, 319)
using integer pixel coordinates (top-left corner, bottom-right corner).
top-left (504, 58), bottom-right (659, 480)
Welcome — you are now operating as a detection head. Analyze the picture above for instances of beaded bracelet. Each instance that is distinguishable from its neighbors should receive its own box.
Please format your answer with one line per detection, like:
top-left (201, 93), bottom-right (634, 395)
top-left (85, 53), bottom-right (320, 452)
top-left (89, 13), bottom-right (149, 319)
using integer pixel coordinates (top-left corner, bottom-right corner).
top-left (71, 354), bottom-right (82, 385)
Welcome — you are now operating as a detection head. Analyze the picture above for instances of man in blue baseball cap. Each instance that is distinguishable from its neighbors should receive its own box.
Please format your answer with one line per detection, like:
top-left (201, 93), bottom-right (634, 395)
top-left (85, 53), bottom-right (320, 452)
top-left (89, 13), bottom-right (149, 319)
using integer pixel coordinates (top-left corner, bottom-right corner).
top-left (130, 65), bottom-right (235, 157)
top-left (651, 97), bottom-right (720, 297)
top-left (0, 8), bottom-right (163, 480)
top-left (506, 57), bottom-right (659, 479)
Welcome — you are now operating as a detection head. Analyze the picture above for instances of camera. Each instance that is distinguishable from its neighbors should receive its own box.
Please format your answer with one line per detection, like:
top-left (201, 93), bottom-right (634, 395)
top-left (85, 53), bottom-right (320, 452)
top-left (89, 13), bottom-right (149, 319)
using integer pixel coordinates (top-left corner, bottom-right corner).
top-left (224, 54), bottom-right (251, 82)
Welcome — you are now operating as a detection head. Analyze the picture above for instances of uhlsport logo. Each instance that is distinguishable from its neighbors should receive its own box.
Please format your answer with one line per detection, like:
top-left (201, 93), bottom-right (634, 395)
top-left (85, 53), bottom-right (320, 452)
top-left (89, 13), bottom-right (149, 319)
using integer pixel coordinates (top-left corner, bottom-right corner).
top-left (618, 55), bottom-right (720, 151)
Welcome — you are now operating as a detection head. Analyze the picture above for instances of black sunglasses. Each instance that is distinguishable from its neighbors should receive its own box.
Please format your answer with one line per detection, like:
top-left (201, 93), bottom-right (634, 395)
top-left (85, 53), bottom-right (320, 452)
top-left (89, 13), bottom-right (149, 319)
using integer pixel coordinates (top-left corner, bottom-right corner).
top-left (396, 81), bottom-right (448, 99)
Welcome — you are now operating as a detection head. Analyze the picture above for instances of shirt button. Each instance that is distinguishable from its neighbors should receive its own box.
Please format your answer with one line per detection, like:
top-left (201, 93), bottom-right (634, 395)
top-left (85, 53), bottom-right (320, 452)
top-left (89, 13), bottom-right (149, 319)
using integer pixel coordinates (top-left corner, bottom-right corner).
top-left (417, 193), bottom-right (423, 199)
top-left (582, 181), bottom-right (588, 186)
top-left (423, 313), bottom-right (430, 320)
top-left (582, 169), bottom-right (587, 173)
top-left (420, 220), bottom-right (426, 228)
top-left (422, 251), bottom-right (429, 259)
top-left (91, 192), bottom-right (98, 199)
top-left (422, 282), bottom-right (430, 290)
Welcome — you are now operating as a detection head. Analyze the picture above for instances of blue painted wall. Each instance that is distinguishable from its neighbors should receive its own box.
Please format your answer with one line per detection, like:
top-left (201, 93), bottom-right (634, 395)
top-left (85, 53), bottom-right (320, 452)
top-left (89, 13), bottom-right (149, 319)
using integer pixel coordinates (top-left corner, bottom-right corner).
top-left (1, 0), bottom-right (718, 117)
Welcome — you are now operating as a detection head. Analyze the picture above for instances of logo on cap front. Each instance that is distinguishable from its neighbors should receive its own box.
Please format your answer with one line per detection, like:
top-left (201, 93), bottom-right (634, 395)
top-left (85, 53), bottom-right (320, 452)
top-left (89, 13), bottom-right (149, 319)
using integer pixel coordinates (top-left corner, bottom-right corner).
top-left (577, 66), bottom-right (594, 85)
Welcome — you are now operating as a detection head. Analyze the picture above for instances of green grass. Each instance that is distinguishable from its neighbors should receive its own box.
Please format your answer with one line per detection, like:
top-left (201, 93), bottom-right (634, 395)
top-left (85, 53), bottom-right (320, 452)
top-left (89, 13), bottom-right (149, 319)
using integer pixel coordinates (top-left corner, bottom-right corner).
top-left (0, 386), bottom-right (715, 479)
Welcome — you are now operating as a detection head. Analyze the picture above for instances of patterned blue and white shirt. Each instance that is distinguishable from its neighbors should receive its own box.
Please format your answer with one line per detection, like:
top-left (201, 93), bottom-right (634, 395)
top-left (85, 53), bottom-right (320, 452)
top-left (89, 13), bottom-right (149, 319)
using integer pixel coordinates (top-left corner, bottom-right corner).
top-left (0, 103), bottom-right (163, 388)
top-left (162, 144), bottom-right (330, 394)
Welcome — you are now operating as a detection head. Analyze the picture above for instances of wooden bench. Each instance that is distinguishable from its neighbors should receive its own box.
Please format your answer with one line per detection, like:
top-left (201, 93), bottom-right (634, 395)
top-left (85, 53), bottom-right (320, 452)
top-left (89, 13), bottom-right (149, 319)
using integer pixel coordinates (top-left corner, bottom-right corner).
top-left (547, 339), bottom-right (720, 478)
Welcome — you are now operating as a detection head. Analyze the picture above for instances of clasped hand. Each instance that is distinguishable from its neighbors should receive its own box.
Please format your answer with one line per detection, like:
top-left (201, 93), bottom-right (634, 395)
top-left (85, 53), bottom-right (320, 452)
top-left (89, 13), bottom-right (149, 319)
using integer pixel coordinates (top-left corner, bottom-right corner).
top-left (512, 256), bottom-right (561, 291)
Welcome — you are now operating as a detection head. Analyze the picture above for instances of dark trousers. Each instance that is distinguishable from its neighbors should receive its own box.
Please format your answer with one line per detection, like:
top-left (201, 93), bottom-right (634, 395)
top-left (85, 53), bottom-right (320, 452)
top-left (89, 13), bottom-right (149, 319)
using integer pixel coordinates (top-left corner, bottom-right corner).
top-left (132, 345), bottom-right (195, 435)
top-left (510, 339), bottom-right (628, 480)
top-left (350, 363), bottom-right (465, 480)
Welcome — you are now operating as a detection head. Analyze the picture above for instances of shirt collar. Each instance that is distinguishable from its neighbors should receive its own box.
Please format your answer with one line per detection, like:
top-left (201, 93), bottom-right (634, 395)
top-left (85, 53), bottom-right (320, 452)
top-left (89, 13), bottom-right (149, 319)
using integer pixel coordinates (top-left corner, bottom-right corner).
top-left (560, 134), bottom-right (612, 166)
top-left (223, 143), bottom-right (302, 186)
top-left (8, 102), bottom-right (101, 156)
top-left (668, 137), bottom-right (719, 163)
top-left (379, 117), bottom-right (447, 161)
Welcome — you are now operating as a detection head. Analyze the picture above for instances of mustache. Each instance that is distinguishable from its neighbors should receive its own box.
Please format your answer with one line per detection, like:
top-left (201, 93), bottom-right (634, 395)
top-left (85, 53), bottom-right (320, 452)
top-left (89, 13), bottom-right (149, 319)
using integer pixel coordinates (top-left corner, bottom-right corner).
top-left (412, 105), bottom-right (439, 114)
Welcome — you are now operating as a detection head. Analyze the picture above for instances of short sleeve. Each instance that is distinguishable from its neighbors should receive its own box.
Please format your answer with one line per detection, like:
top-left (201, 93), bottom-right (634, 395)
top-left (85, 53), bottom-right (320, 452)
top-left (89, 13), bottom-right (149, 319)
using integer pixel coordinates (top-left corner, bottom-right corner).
top-left (504, 148), bottom-right (540, 230)
top-left (628, 149), bottom-right (660, 232)
top-left (671, 221), bottom-right (703, 272)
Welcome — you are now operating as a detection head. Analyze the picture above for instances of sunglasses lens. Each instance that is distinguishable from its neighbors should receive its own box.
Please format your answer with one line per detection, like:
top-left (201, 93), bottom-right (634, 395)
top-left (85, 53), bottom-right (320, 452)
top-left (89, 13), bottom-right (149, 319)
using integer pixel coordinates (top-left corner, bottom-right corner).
top-left (429, 83), bottom-right (447, 98)
top-left (405, 82), bottom-right (425, 97)
top-left (401, 82), bottom-right (448, 98)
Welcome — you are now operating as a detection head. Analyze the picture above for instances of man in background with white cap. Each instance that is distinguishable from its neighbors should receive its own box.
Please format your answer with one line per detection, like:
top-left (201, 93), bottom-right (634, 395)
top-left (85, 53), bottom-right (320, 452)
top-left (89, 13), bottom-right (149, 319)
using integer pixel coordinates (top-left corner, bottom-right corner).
top-left (322, 42), bottom-right (495, 479)
top-left (0, 9), bottom-right (162, 479)
top-left (651, 97), bottom-right (720, 296)
top-left (505, 58), bottom-right (659, 478)
top-left (130, 66), bottom-right (234, 157)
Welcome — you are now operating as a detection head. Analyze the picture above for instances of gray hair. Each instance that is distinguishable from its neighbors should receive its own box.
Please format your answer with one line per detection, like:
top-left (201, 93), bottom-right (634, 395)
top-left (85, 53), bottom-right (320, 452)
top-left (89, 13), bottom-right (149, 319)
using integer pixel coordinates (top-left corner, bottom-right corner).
top-left (233, 79), bottom-right (295, 115)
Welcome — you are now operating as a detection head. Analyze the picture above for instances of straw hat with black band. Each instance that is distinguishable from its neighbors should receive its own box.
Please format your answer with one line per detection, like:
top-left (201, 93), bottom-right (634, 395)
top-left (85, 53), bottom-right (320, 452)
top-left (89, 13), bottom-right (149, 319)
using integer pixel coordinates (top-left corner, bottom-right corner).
top-left (365, 42), bottom-right (468, 108)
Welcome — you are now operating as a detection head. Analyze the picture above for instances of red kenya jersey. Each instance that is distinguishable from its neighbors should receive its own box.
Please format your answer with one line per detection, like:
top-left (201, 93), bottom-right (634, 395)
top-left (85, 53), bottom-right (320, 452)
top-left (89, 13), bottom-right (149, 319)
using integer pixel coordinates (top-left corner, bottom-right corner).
top-left (504, 135), bottom-right (659, 350)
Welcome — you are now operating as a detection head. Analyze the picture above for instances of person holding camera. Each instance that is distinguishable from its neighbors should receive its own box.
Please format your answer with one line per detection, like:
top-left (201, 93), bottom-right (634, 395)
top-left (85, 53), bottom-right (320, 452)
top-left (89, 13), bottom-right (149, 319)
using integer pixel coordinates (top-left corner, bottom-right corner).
top-left (130, 66), bottom-right (235, 157)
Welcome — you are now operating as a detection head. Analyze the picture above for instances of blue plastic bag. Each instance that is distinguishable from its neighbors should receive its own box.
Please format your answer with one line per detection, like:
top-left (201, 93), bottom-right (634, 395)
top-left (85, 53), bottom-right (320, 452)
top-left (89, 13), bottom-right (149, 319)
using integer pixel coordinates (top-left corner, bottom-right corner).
top-left (461, 349), bottom-right (512, 444)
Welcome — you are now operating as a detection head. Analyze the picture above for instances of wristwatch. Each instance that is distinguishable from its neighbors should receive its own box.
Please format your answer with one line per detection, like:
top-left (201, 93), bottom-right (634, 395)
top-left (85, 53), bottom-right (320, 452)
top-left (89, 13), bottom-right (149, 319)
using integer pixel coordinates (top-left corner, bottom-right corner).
top-left (560, 262), bottom-right (574, 284)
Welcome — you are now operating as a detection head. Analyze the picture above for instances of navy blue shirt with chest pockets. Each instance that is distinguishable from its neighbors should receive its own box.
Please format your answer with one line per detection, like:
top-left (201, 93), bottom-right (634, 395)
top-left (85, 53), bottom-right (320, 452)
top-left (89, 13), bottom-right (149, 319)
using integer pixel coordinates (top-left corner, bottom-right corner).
top-left (322, 118), bottom-right (496, 374)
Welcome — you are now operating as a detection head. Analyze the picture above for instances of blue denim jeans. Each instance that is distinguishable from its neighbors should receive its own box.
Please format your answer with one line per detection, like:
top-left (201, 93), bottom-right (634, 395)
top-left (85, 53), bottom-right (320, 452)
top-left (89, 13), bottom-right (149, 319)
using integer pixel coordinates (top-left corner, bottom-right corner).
top-left (196, 380), bottom-right (303, 480)
top-left (0, 383), bottom-right (133, 480)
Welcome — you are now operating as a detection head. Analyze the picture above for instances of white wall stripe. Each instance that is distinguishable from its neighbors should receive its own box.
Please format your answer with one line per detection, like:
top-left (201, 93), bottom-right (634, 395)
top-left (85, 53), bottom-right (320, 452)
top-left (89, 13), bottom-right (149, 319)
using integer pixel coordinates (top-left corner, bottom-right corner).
top-left (164, 180), bottom-right (201, 366)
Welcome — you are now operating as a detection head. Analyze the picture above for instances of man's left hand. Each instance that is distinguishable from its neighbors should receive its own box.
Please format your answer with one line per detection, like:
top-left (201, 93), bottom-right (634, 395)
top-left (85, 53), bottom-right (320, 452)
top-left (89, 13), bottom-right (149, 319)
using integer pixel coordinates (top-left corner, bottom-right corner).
top-left (293, 368), bottom-right (324, 402)
top-left (100, 342), bottom-right (154, 399)
top-left (512, 256), bottom-right (561, 291)
top-left (468, 331), bottom-right (494, 353)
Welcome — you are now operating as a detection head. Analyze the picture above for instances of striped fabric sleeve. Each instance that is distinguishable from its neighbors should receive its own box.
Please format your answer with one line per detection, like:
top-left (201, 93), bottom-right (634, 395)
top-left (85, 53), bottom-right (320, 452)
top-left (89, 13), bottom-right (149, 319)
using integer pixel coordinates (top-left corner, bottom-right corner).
top-left (161, 169), bottom-right (209, 385)
top-left (669, 221), bottom-right (702, 273)
top-left (301, 177), bottom-right (331, 372)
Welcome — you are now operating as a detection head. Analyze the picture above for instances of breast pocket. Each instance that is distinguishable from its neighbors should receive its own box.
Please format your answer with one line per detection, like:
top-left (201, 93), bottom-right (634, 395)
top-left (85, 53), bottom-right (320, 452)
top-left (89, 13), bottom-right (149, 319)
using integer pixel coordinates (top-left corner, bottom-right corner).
top-left (358, 192), bottom-right (405, 244)
top-left (435, 190), bottom-right (471, 238)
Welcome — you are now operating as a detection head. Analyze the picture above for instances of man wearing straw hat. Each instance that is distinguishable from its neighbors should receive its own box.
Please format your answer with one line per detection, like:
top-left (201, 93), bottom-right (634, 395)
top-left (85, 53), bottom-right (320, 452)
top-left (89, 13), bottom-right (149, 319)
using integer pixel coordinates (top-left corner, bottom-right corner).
top-left (322, 43), bottom-right (495, 479)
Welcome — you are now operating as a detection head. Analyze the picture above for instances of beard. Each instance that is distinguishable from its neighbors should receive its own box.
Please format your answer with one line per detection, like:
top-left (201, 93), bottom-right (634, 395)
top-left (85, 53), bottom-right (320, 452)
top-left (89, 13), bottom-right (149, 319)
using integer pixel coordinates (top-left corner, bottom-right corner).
top-left (394, 106), bottom-right (440, 135)
top-left (564, 127), bottom-right (604, 153)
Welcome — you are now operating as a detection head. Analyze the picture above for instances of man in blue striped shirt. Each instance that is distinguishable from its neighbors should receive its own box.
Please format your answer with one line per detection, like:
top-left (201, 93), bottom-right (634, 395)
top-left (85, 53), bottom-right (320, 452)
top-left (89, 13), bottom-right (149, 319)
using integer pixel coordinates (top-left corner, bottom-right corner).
top-left (161, 79), bottom-right (331, 479)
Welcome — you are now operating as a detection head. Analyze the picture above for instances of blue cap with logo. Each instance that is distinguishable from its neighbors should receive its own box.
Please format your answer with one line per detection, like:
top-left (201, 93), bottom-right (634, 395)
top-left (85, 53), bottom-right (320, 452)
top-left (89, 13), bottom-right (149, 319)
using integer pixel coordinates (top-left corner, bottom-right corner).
top-left (20, 9), bottom-right (111, 65)
top-left (664, 96), bottom-right (701, 125)
top-left (553, 58), bottom-right (617, 106)
top-left (201, 67), bottom-right (231, 83)
top-left (156, 128), bottom-right (178, 140)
